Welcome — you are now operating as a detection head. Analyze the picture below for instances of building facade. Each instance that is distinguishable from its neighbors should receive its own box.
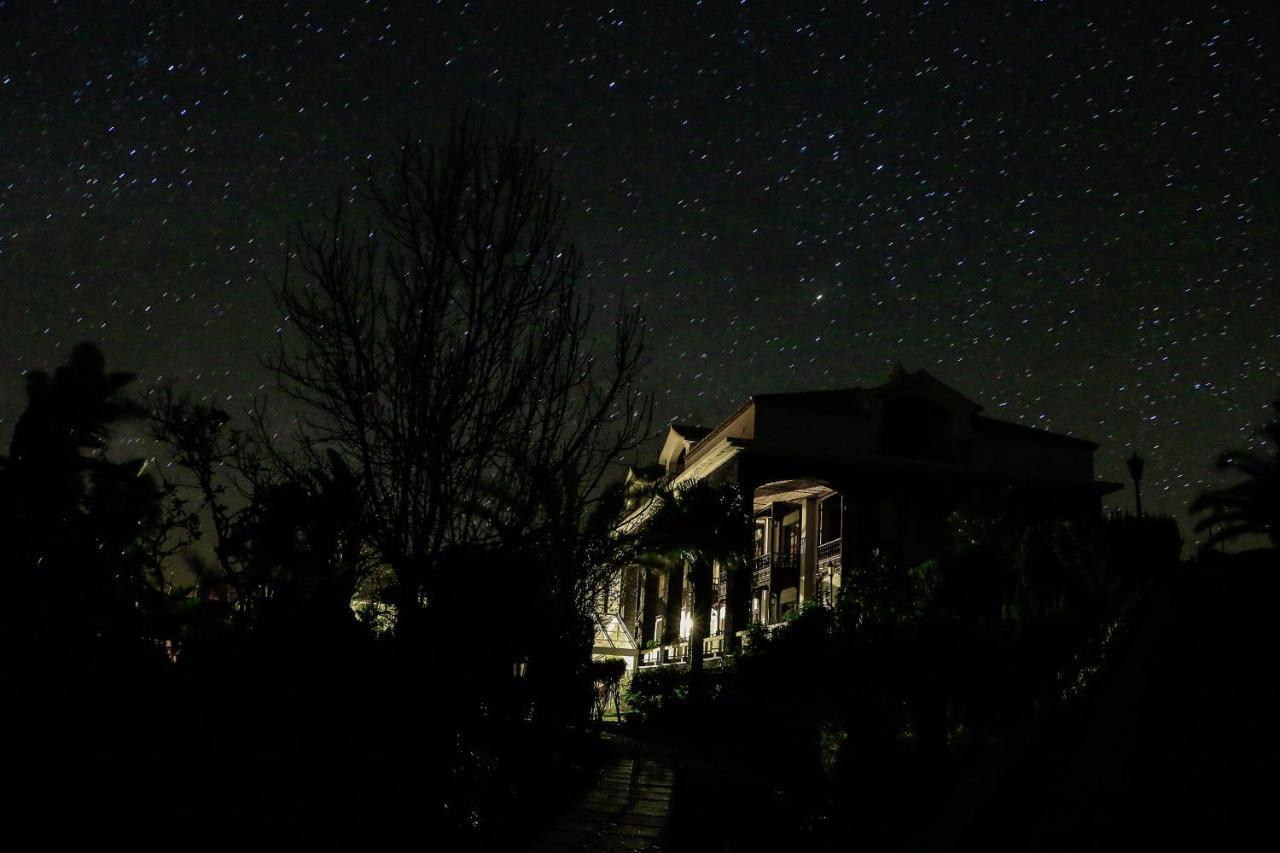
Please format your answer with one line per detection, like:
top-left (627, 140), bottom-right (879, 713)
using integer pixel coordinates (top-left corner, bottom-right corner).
top-left (593, 368), bottom-right (1120, 668)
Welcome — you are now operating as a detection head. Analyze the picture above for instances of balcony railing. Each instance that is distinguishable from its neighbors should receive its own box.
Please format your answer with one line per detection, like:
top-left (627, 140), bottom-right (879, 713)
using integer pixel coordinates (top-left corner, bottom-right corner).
top-left (638, 635), bottom-right (728, 668)
top-left (817, 537), bottom-right (842, 565)
top-left (752, 552), bottom-right (800, 589)
top-left (816, 567), bottom-right (838, 607)
top-left (752, 554), bottom-right (772, 588)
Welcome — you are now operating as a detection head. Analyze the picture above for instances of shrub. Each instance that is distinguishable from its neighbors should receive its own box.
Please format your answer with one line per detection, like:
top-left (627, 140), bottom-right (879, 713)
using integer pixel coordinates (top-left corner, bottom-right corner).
top-left (1103, 512), bottom-right (1183, 581)
top-left (588, 657), bottom-right (627, 720)
top-left (623, 666), bottom-right (689, 721)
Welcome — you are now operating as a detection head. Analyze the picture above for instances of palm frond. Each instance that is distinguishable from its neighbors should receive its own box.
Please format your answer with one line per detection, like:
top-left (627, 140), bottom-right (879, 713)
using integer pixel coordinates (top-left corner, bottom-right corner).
top-left (1192, 398), bottom-right (1280, 548)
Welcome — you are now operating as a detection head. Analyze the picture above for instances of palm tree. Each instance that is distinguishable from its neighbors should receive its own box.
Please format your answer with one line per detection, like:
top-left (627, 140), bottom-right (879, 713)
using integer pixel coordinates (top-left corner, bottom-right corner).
top-left (1191, 399), bottom-right (1280, 550)
top-left (0, 343), bottom-right (163, 647)
top-left (634, 478), bottom-right (753, 678)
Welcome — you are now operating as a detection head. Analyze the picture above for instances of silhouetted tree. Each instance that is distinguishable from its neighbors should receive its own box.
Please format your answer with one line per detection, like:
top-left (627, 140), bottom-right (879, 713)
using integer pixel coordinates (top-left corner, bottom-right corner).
top-left (148, 387), bottom-right (375, 642)
top-left (269, 108), bottom-right (651, 645)
top-left (0, 343), bottom-right (180, 651)
top-left (147, 390), bottom-right (239, 550)
top-left (1192, 399), bottom-right (1280, 549)
top-left (228, 450), bottom-right (373, 639)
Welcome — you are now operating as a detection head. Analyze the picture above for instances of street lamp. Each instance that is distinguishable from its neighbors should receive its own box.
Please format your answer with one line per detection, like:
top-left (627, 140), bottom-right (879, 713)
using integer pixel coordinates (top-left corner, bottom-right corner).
top-left (1126, 452), bottom-right (1145, 518)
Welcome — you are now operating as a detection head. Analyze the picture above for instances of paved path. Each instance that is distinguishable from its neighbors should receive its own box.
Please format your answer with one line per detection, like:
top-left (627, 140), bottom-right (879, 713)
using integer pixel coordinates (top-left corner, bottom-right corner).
top-left (528, 738), bottom-right (675, 852)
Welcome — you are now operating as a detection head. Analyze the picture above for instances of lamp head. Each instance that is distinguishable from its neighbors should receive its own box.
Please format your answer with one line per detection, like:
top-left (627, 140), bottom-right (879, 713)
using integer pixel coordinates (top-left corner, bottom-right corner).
top-left (1126, 452), bottom-right (1145, 483)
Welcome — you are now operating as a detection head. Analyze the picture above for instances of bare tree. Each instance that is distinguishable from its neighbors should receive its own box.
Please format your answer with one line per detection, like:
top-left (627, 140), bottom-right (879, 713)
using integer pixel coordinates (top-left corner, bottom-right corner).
top-left (270, 109), bottom-right (651, 638)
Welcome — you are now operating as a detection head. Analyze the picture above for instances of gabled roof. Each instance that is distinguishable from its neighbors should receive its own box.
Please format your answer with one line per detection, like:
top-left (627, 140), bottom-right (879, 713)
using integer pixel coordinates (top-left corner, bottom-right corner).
top-left (669, 422), bottom-right (712, 442)
top-left (658, 422), bottom-right (713, 469)
top-left (625, 463), bottom-right (664, 485)
top-left (863, 368), bottom-right (984, 413)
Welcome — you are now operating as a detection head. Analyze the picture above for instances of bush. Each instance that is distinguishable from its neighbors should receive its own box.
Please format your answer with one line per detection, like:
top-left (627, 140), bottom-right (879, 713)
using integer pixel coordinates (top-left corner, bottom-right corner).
top-left (623, 666), bottom-right (690, 722)
top-left (588, 657), bottom-right (627, 720)
top-left (1103, 512), bottom-right (1183, 581)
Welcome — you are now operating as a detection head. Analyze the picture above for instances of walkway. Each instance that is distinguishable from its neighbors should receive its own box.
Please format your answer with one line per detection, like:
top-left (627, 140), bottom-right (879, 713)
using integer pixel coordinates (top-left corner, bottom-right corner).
top-left (528, 734), bottom-right (675, 852)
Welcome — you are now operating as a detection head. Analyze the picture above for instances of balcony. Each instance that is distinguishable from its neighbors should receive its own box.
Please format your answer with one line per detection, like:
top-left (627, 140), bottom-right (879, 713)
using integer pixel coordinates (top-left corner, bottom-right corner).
top-left (752, 554), bottom-right (772, 588)
top-left (638, 635), bottom-right (729, 668)
top-left (752, 552), bottom-right (799, 589)
top-left (816, 566), bottom-right (839, 607)
top-left (817, 537), bottom-right (842, 565)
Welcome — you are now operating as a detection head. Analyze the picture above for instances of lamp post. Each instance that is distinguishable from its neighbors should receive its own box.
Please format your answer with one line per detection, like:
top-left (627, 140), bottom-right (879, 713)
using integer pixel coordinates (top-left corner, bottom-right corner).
top-left (1126, 452), bottom-right (1145, 518)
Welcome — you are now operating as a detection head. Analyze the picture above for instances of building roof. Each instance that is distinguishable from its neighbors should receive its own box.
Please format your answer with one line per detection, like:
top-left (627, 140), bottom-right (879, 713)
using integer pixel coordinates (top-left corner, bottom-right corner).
top-left (751, 369), bottom-right (983, 413)
top-left (973, 414), bottom-right (1100, 449)
top-left (658, 422), bottom-right (715, 471)
top-left (669, 422), bottom-right (712, 442)
top-left (681, 368), bottom-right (1100, 471)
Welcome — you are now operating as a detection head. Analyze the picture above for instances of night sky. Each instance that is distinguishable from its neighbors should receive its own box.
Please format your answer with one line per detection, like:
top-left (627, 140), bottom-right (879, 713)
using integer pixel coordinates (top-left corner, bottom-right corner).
top-left (1, 1), bottom-right (1276, 531)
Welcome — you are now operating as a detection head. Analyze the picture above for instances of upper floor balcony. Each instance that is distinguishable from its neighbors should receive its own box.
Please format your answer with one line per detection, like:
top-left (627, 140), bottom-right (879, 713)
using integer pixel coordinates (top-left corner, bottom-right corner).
top-left (752, 551), bottom-right (800, 589)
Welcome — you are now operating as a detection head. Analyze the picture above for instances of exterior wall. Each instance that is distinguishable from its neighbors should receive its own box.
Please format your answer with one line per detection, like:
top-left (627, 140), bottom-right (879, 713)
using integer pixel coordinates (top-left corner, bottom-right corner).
top-left (752, 402), bottom-right (878, 457)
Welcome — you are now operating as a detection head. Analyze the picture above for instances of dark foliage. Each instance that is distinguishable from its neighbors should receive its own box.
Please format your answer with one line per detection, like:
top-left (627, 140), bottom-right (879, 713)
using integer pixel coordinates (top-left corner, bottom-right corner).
top-left (1103, 511), bottom-right (1184, 581)
top-left (6, 111), bottom-right (650, 848)
top-left (589, 656), bottom-right (628, 720)
top-left (631, 478), bottom-right (753, 676)
top-left (624, 664), bottom-right (693, 722)
top-left (627, 506), bottom-right (1174, 849)
top-left (1192, 398), bottom-right (1280, 549)
top-left (0, 343), bottom-right (182, 655)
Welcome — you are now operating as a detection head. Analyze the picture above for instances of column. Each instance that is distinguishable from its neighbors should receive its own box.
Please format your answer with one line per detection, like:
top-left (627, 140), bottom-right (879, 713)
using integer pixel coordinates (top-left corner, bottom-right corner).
top-left (800, 495), bottom-right (819, 605)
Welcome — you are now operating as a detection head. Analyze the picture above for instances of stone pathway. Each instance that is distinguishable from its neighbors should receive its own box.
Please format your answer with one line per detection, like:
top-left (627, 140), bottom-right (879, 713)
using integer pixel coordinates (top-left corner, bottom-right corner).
top-left (528, 741), bottom-right (675, 852)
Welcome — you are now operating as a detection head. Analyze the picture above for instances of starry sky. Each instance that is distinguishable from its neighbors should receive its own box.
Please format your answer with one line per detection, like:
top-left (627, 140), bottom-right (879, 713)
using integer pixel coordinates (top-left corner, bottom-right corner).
top-left (1, 0), bottom-right (1276, 532)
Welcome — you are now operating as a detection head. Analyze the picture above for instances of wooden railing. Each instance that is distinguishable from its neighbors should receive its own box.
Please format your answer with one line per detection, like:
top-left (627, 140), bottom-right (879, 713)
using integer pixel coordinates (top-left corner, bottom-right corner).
top-left (817, 537), bottom-right (842, 564)
top-left (753, 552), bottom-right (800, 588)
top-left (638, 634), bottom-right (729, 667)
top-left (752, 554), bottom-right (772, 589)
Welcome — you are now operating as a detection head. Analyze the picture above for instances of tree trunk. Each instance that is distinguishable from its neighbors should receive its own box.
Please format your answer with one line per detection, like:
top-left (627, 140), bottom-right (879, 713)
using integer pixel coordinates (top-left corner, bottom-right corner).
top-left (686, 555), bottom-right (716, 666)
top-left (721, 565), bottom-right (738, 653)
top-left (721, 468), bottom-right (756, 654)
top-left (640, 569), bottom-right (660, 646)
top-left (393, 561), bottom-right (424, 645)
top-left (688, 557), bottom-right (713, 702)
top-left (661, 562), bottom-right (683, 647)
